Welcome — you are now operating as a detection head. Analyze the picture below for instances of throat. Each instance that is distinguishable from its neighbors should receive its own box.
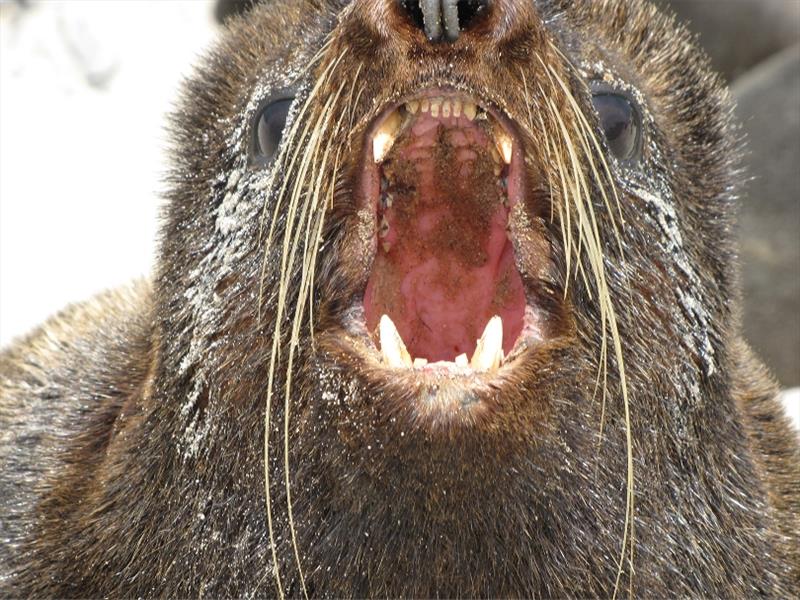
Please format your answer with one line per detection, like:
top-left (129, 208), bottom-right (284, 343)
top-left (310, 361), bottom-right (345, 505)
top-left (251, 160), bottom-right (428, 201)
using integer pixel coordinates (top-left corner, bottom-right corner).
top-left (364, 115), bottom-right (525, 363)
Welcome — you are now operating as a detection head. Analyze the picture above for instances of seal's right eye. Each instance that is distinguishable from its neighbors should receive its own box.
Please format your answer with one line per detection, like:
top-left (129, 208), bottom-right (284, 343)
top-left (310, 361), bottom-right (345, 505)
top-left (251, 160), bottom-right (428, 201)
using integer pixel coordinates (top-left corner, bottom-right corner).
top-left (251, 98), bottom-right (293, 165)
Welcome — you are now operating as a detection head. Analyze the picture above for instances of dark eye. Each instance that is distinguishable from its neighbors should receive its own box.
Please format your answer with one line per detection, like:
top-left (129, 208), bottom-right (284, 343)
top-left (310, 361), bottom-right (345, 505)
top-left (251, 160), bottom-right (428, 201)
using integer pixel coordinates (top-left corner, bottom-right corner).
top-left (591, 92), bottom-right (642, 162)
top-left (251, 97), bottom-right (293, 165)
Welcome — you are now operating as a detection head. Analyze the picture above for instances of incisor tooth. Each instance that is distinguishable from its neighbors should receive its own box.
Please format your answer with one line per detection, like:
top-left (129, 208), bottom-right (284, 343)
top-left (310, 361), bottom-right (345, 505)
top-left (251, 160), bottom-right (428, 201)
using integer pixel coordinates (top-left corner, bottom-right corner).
top-left (463, 102), bottom-right (477, 120)
top-left (413, 357), bottom-right (429, 368)
top-left (373, 110), bottom-right (402, 163)
top-left (452, 99), bottom-right (462, 118)
top-left (421, 98), bottom-right (430, 113)
top-left (380, 314), bottom-right (412, 368)
top-left (455, 353), bottom-right (469, 368)
top-left (430, 97), bottom-right (442, 118)
top-left (442, 100), bottom-right (451, 118)
top-left (471, 316), bottom-right (504, 372)
top-left (406, 100), bottom-right (419, 114)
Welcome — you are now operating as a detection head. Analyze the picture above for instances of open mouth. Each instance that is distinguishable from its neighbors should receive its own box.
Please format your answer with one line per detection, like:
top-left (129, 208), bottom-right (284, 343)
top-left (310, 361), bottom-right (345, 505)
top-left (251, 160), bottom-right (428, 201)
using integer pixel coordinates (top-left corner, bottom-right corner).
top-left (360, 90), bottom-right (541, 376)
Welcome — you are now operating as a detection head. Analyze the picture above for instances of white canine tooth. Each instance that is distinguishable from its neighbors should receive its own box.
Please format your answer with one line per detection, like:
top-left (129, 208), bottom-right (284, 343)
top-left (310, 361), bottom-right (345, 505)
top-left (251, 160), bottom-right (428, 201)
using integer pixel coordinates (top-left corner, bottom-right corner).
top-left (452, 99), bottom-right (462, 118)
top-left (471, 316), bottom-right (504, 372)
top-left (463, 102), bottom-right (477, 121)
top-left (421, 98), bottom-right (430, 113)
top-left (406, 100), bottom-right (419, 114)
top-left (442, 100), bottom-right (451, 118)
top-left (373, 110), bottom-right (403, 163)
top-left (455, 353), bottom-right (469, 368)
top-left (430, 97), bottom-right (442, 118)
top-left (495, 127), bottom-right (513, 164)
top-left (413, 357), bottom-right (429, 368)
top-left (380, 315), bottom-right (412, 368)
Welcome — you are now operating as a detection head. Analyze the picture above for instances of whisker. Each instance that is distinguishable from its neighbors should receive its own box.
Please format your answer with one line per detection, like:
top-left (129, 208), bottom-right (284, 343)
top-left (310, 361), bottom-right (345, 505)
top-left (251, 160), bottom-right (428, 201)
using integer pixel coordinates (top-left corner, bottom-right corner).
top-left (260, 45), bottom-right (348, 598)
top-left (543, 56), bottom-right (624, 251)
top-left (534, 53), bottom-right (635, 599)
top-left (282, 78), bottom-right (348, 598)
top-left (258, 51), bottom-right (348, 320)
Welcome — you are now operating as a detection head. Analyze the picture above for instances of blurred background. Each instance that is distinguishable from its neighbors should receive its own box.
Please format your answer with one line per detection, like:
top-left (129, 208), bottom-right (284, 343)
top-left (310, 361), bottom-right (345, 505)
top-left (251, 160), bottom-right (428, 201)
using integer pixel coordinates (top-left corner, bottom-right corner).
top-left (0, 1), bottom-right (798, 414)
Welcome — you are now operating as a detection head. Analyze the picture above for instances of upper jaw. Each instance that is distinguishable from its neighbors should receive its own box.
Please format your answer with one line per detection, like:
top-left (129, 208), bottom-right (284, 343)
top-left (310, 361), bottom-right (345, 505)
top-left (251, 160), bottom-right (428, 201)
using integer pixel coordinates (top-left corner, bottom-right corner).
top-left (370, 90), bottom-right (515, 168)
top-left (341, 85), bottom-right (556, 389)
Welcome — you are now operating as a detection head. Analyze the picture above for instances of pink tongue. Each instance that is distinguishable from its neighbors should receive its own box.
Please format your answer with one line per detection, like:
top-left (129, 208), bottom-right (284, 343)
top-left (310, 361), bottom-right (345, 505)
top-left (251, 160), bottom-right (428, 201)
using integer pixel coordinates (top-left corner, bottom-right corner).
top-left (364, 115), bottom-right (525, 363)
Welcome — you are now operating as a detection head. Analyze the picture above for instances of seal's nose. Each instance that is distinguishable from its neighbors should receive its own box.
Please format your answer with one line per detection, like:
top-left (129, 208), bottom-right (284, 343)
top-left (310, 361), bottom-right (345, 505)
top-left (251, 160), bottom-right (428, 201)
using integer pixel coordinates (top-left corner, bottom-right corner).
top-left (398, 0), bottom-right (490, 42)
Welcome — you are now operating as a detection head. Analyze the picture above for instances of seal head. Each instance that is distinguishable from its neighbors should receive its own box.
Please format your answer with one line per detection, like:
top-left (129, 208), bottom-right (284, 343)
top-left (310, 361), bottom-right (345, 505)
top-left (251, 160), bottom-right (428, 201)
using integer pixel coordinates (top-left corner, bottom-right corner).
top-left (2, 0), bottom-right (799, 597)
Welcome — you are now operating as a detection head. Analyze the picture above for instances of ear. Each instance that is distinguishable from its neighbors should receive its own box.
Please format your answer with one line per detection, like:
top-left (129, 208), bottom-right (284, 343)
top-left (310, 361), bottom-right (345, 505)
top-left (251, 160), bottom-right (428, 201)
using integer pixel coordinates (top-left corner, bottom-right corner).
top-left (215, 0), bottom-right (258, 24)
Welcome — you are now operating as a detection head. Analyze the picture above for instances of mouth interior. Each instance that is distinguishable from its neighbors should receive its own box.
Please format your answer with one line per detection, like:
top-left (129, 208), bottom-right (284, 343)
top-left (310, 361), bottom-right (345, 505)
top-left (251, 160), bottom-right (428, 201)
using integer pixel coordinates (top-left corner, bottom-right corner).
top-left (364, 95), bottom-right (526, 364)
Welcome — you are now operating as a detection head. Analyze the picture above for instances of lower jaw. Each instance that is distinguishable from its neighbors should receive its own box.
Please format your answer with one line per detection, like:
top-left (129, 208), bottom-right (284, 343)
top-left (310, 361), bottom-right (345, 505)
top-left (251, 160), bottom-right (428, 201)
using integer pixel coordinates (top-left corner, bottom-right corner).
top-left (310, 303), bottom-right (551, 429)
top-left (340, 302), bottom-right (545, 379)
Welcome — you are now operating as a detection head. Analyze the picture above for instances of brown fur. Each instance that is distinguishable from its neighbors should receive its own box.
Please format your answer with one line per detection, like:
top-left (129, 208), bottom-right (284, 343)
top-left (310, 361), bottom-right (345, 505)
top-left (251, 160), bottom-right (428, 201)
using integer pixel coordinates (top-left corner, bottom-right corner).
top-left (1, 0), bottom-right (798, 597)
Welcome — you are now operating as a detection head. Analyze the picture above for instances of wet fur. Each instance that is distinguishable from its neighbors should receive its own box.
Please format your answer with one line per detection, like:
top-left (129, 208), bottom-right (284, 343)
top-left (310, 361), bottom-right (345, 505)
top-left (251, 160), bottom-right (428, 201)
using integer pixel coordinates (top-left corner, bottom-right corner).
top-left (1, 0), bottom-right (799, 597)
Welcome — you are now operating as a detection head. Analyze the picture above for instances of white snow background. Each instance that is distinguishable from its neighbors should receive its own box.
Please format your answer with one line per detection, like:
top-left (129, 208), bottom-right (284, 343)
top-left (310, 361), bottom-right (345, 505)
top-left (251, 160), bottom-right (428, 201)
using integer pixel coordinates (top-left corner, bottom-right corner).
top-left (0, 0), bottom-right (797, 432)
top-left (0, 0), bottom-right (216, 345)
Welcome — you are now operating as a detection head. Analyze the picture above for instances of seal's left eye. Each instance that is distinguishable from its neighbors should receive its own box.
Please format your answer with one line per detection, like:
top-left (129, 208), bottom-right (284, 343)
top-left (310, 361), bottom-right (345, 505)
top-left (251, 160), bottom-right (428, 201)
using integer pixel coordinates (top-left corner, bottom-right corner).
top-left (252, 98), bottom-right (293, 165)
top-left (591, 92), bottom-right (642, 162)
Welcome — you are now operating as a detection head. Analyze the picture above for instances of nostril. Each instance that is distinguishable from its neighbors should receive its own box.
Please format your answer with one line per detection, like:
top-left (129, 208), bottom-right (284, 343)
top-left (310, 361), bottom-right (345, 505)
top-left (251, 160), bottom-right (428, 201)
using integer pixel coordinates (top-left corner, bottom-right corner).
top-left (398, 0), bottom-right (490, 43)
top-left (456, 0), bottom-right (489, 31)
top-left (399, 0), bottom-right (426, 34)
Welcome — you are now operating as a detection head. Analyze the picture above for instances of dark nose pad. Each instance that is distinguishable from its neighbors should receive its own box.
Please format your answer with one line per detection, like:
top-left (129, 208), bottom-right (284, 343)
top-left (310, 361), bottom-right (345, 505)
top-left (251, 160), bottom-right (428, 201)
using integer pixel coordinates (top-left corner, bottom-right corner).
top-left (399, 0), bottom-right (490, 43)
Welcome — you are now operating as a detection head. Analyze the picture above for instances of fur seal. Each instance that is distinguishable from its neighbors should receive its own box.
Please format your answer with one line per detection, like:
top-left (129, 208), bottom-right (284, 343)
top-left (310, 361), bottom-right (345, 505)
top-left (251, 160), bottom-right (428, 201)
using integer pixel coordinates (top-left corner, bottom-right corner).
top-left (1, 0), bottom-right (798, 596)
